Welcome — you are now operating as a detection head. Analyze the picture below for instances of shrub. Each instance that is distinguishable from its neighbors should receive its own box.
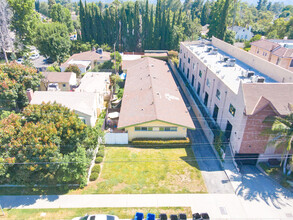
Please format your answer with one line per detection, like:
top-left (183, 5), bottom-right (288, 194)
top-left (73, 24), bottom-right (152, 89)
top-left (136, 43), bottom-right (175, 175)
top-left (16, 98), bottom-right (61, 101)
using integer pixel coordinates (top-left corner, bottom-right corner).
top-left (90, 172), bottom-right (99, 181)
top-left (168, 50), bottom-right (178, 59)
top-left (97, 149), bottom-right (104, 157)
top-left (92, 164), bottom-right (101, 173)
top-left (65, 64), bottom-right (81, 77)
top-left (95, 156), bottom-right (103, 164)
top-left (131, 138), bottom-right (190, 145)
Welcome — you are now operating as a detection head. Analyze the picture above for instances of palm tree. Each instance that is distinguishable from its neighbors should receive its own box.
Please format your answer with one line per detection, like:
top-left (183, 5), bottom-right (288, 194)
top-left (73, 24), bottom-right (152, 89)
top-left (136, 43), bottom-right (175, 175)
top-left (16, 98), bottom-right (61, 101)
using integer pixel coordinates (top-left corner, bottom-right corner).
top-left (262, 113), bottom-right (293, 175)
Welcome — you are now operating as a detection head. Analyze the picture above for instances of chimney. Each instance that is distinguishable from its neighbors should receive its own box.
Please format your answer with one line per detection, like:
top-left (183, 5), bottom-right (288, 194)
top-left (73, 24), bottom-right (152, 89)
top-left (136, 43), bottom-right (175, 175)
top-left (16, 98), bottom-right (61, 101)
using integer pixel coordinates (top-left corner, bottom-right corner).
top-left (26, 88), bottom-right (34, 103)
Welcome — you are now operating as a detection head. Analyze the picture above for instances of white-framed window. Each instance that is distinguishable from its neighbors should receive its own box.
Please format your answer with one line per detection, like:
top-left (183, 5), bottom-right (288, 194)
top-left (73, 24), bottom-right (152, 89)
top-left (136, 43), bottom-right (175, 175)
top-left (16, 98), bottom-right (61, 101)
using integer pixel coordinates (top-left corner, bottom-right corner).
top-left (206, 78), bottom-right (210, 88)
top-left (216, 89), bottom-right (221, 100)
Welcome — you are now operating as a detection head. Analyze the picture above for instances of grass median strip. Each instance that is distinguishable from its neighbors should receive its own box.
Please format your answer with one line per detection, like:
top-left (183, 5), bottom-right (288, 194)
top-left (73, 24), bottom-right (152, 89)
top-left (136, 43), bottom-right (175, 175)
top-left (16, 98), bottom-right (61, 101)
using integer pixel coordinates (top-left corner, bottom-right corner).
top-left (3, 207), bottom-right (192, 219)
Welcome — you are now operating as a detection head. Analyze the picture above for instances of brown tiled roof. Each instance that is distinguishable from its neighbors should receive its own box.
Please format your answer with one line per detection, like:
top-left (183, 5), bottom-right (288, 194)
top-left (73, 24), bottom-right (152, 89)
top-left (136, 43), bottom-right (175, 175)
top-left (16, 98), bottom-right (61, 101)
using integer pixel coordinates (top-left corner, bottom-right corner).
top-left (272, 47), bottom-right (293, 58)
top-left (61, 51), bottom-right (111, 68)
top-left (242, 83), bottom-right (293, 116)
top-left (118, 57), bottom-right (195, 129)
top-left (250, 39), bottom-right (280, 52)
top-left (43, 72), bottom-right (73, 83)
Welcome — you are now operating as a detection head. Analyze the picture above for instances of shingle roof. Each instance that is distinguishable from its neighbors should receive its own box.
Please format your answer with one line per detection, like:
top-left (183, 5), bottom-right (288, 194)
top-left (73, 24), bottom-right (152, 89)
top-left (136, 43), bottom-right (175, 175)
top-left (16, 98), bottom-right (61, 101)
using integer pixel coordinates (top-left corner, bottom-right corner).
top-left (30, 91), bottom-right (97, 116)
top-left (61, 51), bottom-right (111, 68)
top-left (118, 57), bottom-right (195, 129)
top-left (272, 47), bottom-right (293, 58)
top-left (250, 39), bottom-right (280, 52)
top-left (242, 83), bottom-right (293, 116)
top-left (43, 72), bottom-right (74, 83)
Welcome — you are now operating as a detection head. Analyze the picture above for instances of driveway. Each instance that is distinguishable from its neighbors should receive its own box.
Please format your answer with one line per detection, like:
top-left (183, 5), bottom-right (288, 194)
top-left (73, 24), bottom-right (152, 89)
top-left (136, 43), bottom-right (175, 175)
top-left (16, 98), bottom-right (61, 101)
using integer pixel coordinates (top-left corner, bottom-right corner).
top-left (171, 68), bottom-right (234, 194)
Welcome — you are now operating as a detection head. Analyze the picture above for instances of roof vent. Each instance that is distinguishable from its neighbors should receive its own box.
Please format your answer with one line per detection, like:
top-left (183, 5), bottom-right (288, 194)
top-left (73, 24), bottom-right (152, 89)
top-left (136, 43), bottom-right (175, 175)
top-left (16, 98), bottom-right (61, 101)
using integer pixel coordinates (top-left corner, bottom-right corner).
top-left (216, 70), bottom-right (221, 74)
top-left (206, 47), bottom-right (213, 53)
top-left (250, 75), bottom-right (258, 83)
top-left (198, 41), bottom-right (205, 47)
top-left (156, 92), bottom-right (160, 95)
top-left (204, 60), bottom-right (207, 63)
top-left (150, 64), bottom-right (154, 67)
top-left (223, 56), bottom-right (229, 62)
top-left (141, 108), bottom-right (144, 111)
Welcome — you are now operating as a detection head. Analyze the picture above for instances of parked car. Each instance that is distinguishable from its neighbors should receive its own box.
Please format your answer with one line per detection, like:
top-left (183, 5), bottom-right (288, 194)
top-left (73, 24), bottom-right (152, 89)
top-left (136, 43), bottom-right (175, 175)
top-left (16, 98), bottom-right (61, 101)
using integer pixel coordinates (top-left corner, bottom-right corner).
top-left (48, 83), bottom-right (60, 91)
top-left (30, 53), bottom-right (40, 60)
top-left (16, 57), bottom-right (23, 64)
top-left (72, 214), bottom-right (119, 220)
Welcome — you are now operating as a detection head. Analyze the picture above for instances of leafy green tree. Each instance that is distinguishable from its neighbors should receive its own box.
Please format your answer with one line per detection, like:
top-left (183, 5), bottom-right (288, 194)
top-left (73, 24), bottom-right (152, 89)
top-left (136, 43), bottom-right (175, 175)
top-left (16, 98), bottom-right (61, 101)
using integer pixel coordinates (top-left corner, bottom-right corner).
top-left (35, 0), bottom-right (40, 12)
top-left (65, 64), bottom-right (81, 77)
top-left (0, 63), bottom-right (41, 111)
top-left (46, 64), bottom-right (61, 72)
top-left (39, 2), bottom-right (49, 16)
top-left (201, 0), bottom-right (210, 26)
top-left (262, 113), bottom-right (293, 175)
top-left (48, 0), bottom-right (56, 10)
top-left (35, 22), bottom-right (71, 63)
top-left (50, 3), bottom-right (74, 33)
top-left (8, 0), bottom-right (40, 44)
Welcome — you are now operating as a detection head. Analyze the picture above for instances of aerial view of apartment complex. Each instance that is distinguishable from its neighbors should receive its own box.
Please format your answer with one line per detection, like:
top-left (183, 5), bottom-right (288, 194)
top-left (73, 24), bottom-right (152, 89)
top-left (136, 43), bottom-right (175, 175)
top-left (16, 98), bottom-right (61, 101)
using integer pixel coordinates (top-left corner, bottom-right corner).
top-left (1, 0), bottom-right (293, 219)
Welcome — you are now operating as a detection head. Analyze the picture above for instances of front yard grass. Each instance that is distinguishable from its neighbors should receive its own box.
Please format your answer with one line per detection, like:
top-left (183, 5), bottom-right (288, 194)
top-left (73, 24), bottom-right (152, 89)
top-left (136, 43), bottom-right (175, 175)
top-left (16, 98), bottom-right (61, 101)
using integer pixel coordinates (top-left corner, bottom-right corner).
top-left (2, 207), bottom-right (192, 220)
top-left (76, 146), bottom-right (207, 194)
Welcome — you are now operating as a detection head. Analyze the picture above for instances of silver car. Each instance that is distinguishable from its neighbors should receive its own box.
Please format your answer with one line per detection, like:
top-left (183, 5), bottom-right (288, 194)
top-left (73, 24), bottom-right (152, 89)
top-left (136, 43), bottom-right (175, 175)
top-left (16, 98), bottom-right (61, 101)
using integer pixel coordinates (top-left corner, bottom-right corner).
top-left (72, 214), bottom-right (119, 220)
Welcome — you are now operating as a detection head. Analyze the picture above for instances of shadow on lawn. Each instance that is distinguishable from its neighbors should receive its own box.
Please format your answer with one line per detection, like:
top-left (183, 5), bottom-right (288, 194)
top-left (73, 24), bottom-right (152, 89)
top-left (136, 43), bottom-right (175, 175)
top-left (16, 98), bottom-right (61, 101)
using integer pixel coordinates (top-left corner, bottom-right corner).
top-left (236, 165), bottom-right (293, 209)
top-left (179, 147), bottom-right (201, 170)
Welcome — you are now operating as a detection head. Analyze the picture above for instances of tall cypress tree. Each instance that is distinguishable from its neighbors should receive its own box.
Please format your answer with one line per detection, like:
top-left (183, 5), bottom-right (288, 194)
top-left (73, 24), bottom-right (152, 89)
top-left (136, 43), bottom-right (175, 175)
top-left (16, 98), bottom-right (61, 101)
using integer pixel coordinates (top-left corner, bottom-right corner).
top-left (218, 0), bottom-right (231, 40)
top-left (154, 0), bottom-right (161, 48)
top-left (201, 0), bottom-right (209, 26)
top-left (149, 5), bottom-right (154, 49)
top-left (79, 0), bottom-right (86, 42)
top-left (134, 1), bottom-right (140, 51)
top-left (160, 2), bottom-right (166, 49)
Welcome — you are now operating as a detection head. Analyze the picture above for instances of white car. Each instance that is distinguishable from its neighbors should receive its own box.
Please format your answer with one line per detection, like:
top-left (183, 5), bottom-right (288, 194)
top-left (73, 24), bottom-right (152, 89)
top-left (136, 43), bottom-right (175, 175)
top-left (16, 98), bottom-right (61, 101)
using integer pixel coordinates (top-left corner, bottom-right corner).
top-left (30, 53), bottom-right (40, 60)
top-left (72, 214), bottom-right (119, 220)
top-left (48, 83), bottom-right (60, 91)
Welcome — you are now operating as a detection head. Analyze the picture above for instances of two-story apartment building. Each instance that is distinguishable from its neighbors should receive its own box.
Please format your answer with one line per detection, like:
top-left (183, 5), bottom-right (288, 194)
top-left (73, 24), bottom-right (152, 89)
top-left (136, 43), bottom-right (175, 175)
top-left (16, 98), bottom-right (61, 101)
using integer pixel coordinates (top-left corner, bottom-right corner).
top-left (250, 39), bottom-right (293, 72)
top-left (179, 37), bottom-right (293, 163)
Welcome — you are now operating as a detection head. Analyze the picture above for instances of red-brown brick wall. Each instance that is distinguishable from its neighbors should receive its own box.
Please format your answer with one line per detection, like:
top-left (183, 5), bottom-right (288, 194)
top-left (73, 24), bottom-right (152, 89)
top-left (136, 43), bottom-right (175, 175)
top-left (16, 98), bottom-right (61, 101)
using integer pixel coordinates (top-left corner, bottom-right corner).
top-left (239, 105), bottom-right (277, 154)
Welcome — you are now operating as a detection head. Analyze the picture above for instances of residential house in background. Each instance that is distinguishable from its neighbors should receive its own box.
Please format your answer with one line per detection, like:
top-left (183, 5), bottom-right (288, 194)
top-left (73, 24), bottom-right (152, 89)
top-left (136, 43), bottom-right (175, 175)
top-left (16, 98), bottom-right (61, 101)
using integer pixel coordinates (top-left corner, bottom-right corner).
top-left (250, 39), bottom-right (293, 72)
top-left (40, 72), bottom-right (77, 91)
top-left (75, 72), bottom-right (111, 115)
top-left (28, 90), bottom-right (98, 127)
top-left (60, 50), bottom-right (111, 73)
top-left (118, 57), bottom-right (195, 141)
top-left (179, 37), bottom-right (293, 163)
top-left (230, 26), bottom-right (254, 41)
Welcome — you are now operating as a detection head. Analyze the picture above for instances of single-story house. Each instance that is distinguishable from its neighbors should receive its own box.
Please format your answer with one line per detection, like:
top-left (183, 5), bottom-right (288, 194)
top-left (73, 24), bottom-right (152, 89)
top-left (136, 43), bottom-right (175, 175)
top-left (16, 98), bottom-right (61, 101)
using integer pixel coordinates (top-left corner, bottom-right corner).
top-left (28, 90), bottom-right (98, 127)
top-left (118, 57), bottom-right (195, 141)
top-left (40, 72), bottom-right (77, 91)
top-left (75, 72), bottom-right (111, 114)
top-left (60, 50), bottom-right (111, 73)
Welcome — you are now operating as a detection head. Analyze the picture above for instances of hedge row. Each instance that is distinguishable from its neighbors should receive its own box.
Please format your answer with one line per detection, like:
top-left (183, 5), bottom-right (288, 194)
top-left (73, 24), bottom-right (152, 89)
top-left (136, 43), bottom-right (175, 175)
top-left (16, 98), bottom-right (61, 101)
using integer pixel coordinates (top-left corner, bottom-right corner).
top-left (131, 138), bottom-right (191, 145)
top-left (90, 164), bottom-right (101, 181)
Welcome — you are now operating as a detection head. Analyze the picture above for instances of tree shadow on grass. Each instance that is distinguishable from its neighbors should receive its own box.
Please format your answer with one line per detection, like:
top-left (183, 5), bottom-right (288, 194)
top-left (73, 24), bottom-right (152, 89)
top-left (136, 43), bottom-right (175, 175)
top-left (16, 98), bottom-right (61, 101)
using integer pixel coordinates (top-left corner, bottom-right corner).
top-left (179, 147), bottom-right (201, 170)
top-left (236, 165), bottom-right (293, 209)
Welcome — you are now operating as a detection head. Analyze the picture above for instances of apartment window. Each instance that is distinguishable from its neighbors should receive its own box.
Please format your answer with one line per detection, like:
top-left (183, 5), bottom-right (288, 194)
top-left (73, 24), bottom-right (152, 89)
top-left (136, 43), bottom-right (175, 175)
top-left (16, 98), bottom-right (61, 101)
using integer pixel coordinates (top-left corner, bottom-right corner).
top-left (257, 49), bottom-right (259, 54)
top-left (199, 70), bottom-right (202, 78)
top-left (197, 82), bottom-right (201, 95)
top-left (277, 57), bottom-right (281, 65)
top-left (159, 127), bottom-right (177, 132)
top-left (290, 59), bottom-right (293, 67)
top-left (187, 68), bottom-right (189, 79)
top-left (79, 117), bottom-right (86, 124)
top-left (229, 104), bottom-right (236, 117)
top-left (184, 53), bottom-right (186, 58)
top-left (180, 49), bottom-right (182, 54)
top-left (216, 89), bottom-right (221, 100)
top-left (135, 127), bottom-right (153, 131)
top-left (188, 58), bottom-right (190, 64)
top-left (193, 63), bottom-right (195, 70)
top-left (206, 78), bottom-right (210, 88)
top-left (63, 84), bottom-right (66, 87)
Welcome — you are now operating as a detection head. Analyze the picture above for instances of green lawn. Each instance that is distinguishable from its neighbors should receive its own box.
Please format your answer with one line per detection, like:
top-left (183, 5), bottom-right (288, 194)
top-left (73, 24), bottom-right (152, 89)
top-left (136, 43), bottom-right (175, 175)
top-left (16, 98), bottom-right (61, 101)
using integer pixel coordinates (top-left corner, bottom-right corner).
top-left (2, 207), bottom-right (192, 220)
top-left (77, 146), bottom-right (207, 194)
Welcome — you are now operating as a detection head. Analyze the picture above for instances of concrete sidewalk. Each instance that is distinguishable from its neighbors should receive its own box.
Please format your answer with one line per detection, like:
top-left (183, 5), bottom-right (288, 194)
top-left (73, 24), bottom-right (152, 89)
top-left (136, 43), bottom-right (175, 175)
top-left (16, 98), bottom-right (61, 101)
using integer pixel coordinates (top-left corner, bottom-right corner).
top-left (1, 193), bottom-right (293, 219)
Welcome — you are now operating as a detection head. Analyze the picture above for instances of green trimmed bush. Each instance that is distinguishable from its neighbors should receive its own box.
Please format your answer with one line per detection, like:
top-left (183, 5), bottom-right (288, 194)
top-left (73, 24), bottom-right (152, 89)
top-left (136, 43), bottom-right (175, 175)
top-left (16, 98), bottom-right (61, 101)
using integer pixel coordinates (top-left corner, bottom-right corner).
top-left (95, 156), bottom-right (103, 164)
top-left (90, 172), bottom-right (99, 181)
top-left (131, 138), bottom-right (190, 145)
top-left (92, 164), bottom-right (101, 173)
top-left (97, 149), bottom-right (105, 157)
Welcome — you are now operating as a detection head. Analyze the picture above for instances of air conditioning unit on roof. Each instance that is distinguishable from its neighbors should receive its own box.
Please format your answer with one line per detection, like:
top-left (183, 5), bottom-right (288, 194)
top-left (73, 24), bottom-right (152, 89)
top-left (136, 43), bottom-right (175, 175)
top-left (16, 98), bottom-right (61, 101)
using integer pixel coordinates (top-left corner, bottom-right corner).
top-left (226, 58), bottom-right (236, 67)
top-left (210, 48), bottom-right (218, 55)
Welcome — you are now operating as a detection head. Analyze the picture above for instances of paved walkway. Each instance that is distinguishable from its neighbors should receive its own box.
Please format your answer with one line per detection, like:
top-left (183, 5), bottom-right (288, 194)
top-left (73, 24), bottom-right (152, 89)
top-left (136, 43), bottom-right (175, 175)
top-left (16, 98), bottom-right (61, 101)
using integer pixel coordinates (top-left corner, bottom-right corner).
top-left (1, 193), bottom-right (293, 219)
